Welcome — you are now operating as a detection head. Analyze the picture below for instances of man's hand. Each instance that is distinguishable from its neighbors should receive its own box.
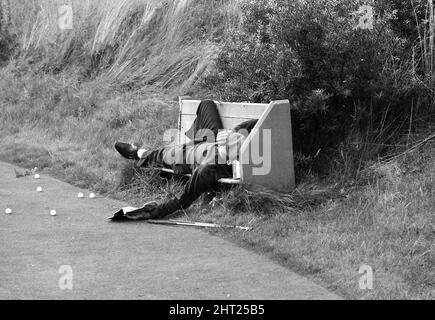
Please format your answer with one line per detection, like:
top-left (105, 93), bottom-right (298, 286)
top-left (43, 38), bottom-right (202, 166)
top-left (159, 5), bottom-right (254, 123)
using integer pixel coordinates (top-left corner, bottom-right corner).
top-left (217, 129), bottom-right (246, 162)
top-left (216, 129), bottom-right (234, 147)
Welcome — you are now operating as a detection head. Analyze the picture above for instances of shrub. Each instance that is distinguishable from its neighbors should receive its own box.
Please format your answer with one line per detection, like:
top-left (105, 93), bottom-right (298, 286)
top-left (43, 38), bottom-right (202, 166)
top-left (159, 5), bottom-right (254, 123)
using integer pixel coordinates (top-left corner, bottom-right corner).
top-left (205, 0), bottom-right (434, 175)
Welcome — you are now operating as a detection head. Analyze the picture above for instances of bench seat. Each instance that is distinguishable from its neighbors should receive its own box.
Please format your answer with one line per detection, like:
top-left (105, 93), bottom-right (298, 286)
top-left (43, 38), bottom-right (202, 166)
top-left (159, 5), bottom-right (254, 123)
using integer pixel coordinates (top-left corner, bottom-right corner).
top-left (158, 167), bottom-right (241, 184)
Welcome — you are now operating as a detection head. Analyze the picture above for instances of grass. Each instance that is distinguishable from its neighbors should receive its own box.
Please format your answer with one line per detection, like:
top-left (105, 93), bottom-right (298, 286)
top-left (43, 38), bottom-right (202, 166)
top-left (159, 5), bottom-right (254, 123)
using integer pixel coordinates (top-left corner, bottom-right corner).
top-left (0, 63), bottom-right (178, 191)
top-left (1, 0), bottom-right (434, 300)
top-left (208, 153), bottom-right (435, 299)
top-left (0, 68), bottom-right (434, 300)
top-left (3, 0), bottom-right (238, 90)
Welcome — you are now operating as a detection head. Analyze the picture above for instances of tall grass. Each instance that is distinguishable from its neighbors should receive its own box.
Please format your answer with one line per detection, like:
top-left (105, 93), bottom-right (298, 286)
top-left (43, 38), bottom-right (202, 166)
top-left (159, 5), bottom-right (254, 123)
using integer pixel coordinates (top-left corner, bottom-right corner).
top-left (418, 0), bottom-right (435, 76)
top-left (412, 0), bottom-right (435, 98)
top-left (0, 0), bottom-right (11, 33)
top-left (4, 0), bottom-right (239, 90)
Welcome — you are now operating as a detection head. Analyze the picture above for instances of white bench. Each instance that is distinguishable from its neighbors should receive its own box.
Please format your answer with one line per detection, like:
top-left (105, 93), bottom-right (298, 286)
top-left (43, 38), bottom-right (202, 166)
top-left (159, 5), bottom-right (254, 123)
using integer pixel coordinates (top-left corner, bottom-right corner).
top-left (161, 96), bottom-right (295, 192)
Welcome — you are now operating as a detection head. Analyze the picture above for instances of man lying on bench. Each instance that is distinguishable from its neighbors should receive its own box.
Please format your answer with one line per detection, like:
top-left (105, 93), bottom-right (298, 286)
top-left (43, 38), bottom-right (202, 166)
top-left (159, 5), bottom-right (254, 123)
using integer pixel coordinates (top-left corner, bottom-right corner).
top-left (111, 100), bottom-right (257, 221)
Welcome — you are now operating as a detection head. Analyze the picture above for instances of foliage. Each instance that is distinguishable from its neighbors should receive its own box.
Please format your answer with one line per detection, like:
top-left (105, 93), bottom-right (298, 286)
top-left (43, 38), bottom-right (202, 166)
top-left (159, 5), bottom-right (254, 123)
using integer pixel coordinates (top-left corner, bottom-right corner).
top-left (206, 0), bottom-right (434, 175)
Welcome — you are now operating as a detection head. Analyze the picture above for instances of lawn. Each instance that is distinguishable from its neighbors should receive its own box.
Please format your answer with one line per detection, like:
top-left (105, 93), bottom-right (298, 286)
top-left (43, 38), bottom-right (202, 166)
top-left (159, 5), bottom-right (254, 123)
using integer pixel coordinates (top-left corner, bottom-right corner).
top-left (1, 69), bottom-right (433, 299)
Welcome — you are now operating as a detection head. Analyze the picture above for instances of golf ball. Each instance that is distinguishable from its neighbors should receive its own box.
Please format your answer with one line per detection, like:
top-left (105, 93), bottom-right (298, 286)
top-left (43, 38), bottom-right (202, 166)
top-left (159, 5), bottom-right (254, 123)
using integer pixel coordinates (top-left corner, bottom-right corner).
top-left (50, 210), bottom-right (57, 216)
top-left (34, 173), bottom-right (40, 179)
top-left (36, 186), bottom-right (42, 192)
top-left (77, 192), bottom-right (84, 198)
top-left (5, 208), bottom-right (12, 214)
top-left (89, 193), bottom-right (95, 199)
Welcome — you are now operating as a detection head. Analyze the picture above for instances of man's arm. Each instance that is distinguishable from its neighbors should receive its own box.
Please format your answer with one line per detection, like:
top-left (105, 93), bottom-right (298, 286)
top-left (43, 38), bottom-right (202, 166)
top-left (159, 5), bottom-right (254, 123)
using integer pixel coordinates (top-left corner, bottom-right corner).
top-left (233, 119), bottom-right (258, 134)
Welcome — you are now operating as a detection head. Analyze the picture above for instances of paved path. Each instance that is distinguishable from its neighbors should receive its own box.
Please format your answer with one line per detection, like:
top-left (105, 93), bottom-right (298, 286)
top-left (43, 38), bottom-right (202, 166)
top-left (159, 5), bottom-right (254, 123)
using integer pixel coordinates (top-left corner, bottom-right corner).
top-left (0, 161), bottom-right (340, 300)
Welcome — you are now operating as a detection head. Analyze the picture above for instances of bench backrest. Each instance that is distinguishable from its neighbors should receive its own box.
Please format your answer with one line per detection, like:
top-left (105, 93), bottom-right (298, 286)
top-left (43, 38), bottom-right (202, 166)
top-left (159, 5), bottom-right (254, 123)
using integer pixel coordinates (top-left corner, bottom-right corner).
top-left (178, 97), bottom-right (268, 145)
top-left (178, 97), bottom-right (295, 192)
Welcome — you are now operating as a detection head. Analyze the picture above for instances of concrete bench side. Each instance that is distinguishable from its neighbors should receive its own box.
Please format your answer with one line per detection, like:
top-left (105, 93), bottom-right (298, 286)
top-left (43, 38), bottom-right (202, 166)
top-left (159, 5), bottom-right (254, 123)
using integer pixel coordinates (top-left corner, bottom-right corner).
top-left (239, 100), bottom-right (295, 192)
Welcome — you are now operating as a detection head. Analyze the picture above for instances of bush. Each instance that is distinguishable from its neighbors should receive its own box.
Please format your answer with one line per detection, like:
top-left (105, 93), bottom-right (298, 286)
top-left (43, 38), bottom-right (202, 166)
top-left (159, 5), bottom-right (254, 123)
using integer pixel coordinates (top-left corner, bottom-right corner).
top-left (205, 0), bottom-right (434, 175)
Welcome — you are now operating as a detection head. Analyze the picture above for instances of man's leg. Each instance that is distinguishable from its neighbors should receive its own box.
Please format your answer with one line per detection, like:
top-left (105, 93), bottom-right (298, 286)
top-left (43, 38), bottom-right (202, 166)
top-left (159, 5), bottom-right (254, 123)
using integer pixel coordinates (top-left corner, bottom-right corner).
top-left (114, 100), bottom-right (231, 220)
top-left (116, 142), bottom-right (194, 173)
top-left (144, 101), bottom-right (228, 217)
top-left (136, 147), bottom-right (172, 169)
top-left (185, 100), bottom-right (223, 140)
top-left (116, 100), bottom-right (223, 165)
top-left (151, 164), bottom-right (232, 218)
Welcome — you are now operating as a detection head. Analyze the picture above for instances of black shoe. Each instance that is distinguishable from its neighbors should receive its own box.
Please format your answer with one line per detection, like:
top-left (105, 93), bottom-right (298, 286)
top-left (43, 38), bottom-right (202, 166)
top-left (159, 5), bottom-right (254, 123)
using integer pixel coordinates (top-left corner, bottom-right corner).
top-left (107, 208), bottom-right (129, 222)
top-left (115, 142), bottom-right (139, 160)
top-left (125, 201), bottom-right (159, 220)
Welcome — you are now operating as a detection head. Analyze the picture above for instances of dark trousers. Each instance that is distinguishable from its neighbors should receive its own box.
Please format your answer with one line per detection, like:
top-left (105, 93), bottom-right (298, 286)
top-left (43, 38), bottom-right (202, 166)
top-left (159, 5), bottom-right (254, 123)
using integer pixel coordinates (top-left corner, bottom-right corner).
top-left (140, 100), bottom-right (232, 218)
